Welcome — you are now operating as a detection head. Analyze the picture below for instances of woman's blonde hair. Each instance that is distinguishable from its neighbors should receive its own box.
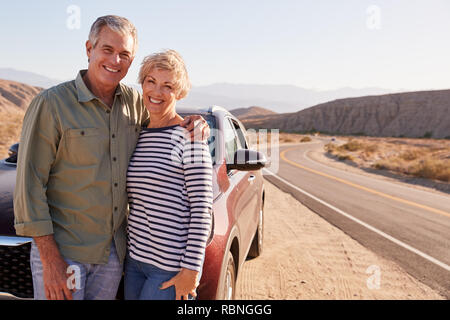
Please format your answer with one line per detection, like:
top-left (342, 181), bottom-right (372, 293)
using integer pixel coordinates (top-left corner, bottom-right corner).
top-left (138, 49), bottom-right (191, 99)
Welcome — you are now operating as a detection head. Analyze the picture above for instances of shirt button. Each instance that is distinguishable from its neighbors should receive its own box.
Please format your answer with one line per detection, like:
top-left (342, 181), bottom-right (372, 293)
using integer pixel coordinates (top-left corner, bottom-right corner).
top-left (114, 207), bottom-right (118, 211)
top-left (106, 110), bottom-right (111, 114)
top-left (112, 134), bottom-right (115, 138)
top-left (113, 157), bottom-right (117, 161)
top-left (80, 131), bottom-right (85, 136)
top-left (114, 183), bottom-right (118, 187)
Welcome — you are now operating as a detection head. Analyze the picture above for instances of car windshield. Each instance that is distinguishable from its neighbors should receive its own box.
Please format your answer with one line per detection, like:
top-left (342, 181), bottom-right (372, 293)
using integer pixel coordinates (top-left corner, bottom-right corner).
top-left (179, 113), bottom-right (217, 165)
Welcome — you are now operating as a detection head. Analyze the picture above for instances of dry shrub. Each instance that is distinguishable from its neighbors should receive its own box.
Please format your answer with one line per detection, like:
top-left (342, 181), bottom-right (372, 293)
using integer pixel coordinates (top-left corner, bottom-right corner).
top-left (325, 142), bottom-right (355, 162)
top-left (338, 154), bottom-right (354, 161)
top-left (409, 158), bottom-right (450, 182)
top-left (374, 154), bottom-right (450, 182)
top-left (300, 136), bottom-right (312, 142)
top-left (373, 158), bottom-right (408, 174)
top-left (364, 144), bottom-right (378, 153)
top-left (265, 132), bottom-right (313, 145)
top-left (373, 161), bottom-right (387, 170)
top-left (325, 139), bottom-right (367, 160)
top-left (399, 150), bottom-right (424, 161)
top-left (324, 143), bottom-right (337, 152)
top-left (329, 136), bottom-right (450, 183)
top-left (339, 140), bottom-right (363, 152)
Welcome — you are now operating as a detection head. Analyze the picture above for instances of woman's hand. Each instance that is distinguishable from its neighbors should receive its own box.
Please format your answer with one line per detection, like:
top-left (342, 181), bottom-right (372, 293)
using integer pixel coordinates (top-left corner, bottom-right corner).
top-left (180, 115), bottom-right (210, 141)
top-left (159, 268), bottom-right (200, 300)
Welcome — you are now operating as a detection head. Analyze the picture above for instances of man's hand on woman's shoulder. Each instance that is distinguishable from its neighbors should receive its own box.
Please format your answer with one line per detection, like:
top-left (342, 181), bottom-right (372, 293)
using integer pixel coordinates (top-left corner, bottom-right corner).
top-left (180, 115), bottom-right (210, 141)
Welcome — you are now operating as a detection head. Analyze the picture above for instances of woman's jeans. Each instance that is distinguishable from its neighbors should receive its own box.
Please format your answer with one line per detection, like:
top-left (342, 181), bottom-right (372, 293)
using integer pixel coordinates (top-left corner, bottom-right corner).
top-left (124, 254), bottom-right (196, 300)
top-left (30, 240), bottom-right (123, 300)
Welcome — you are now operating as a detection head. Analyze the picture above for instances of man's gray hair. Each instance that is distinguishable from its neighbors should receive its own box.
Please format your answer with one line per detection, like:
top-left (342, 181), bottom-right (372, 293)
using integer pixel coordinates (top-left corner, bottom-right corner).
top-left (88, 15), bottom-right (138, 55)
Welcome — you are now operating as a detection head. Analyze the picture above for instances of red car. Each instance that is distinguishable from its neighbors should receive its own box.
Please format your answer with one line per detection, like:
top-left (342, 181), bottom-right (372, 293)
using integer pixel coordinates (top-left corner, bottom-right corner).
top-left (0, 106), bottom-right (266, 300)
top-left (180, 106), bottom-right (266, 299)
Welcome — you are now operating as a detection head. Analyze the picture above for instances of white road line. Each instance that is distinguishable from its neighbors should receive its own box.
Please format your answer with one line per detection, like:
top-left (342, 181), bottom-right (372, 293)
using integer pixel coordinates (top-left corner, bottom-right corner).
top-left (263, 168), bottom-right (450, 272)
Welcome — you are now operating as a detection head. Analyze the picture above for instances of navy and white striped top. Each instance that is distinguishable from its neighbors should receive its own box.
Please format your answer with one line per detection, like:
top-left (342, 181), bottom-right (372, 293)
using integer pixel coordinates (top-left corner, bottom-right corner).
top-left (126, 125), bottom-right (213, 272)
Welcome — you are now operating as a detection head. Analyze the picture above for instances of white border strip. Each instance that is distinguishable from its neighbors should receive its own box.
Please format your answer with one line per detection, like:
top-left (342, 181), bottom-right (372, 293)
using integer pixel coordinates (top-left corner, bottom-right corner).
top-left (264, 169), bottom-right (450, 272)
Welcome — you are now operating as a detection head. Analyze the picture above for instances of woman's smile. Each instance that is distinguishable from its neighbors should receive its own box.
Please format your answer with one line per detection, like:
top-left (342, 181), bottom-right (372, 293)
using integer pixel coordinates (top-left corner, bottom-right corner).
top-left (148, 97), bottom-right (163, 104)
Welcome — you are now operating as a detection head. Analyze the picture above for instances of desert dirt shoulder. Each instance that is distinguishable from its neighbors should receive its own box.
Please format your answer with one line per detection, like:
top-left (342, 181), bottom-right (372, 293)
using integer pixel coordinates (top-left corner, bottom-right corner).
top-left (235, 179), bottom-right (445, 300)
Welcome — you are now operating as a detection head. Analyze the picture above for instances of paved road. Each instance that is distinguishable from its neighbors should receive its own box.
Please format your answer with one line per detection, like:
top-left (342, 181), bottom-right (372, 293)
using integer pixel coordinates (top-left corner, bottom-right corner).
top-left (263, 139), bottom-right (450, 298)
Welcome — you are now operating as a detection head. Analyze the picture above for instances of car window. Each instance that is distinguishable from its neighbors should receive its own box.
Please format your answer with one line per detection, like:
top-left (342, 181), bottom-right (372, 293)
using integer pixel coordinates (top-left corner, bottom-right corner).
top-left (223, 118), bottom-right (239, 165)
top-left (205, 116), bottom-right (217, 165)
top-left (231, 120), bottom-right (248, 149)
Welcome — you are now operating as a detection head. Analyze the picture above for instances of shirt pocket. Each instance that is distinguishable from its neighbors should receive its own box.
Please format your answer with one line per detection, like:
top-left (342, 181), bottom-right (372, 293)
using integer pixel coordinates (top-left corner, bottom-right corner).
top-left (64, 128), bottom-right (104, 166)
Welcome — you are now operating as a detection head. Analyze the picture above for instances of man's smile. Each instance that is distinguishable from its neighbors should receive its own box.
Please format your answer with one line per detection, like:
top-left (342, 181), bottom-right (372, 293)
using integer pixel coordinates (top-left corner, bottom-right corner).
top-left (103, 65), bottom-right (120, 73)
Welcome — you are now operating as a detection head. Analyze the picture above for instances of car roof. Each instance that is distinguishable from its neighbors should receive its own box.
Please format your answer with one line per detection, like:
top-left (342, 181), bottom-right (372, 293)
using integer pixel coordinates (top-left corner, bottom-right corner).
top-left (177, 105), bottom-right (233, 118)
top-left (177, 106), bottom-right (248, 134)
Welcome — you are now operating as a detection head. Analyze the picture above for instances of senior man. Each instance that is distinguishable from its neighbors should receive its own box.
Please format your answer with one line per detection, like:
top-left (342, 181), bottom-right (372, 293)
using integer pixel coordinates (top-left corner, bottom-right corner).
top-left (13, 15), bottom-right (208, 300)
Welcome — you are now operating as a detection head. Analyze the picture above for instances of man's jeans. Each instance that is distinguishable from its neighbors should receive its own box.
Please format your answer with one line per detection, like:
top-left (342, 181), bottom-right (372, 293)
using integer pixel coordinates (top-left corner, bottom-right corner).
top-left (30, 240), bottom-right (123, 300)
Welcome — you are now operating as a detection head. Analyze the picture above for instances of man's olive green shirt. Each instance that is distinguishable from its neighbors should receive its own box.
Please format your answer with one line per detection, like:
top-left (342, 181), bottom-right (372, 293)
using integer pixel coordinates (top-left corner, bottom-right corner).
top-left (13, 70), bottom-right (149, 264)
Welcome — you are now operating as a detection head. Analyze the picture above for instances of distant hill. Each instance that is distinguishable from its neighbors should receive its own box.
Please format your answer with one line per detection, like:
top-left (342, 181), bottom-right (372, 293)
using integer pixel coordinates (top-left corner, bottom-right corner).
top-left (230, 106), bottom-right (277, 120)
top-left (242, 89), bottom-right (450, 139)
top-left (0, 79), bottom-right (43, 158)
top-left (0, 79), bottom-right (42, 112)
top-left (0, 68), bottom-right (61, 89)
top-left (174, 83), bottom-right (396, 113)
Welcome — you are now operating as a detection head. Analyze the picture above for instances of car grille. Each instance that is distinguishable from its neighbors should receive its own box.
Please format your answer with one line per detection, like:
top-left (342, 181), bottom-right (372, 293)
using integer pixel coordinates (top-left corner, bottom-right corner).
top-left (0, 243), bottom-right (33, 298)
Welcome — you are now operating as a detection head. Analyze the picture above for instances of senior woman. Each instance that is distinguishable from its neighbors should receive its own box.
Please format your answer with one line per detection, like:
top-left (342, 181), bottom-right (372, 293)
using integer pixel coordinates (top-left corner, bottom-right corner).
top-left (124, 49), bottom-right (213, 300)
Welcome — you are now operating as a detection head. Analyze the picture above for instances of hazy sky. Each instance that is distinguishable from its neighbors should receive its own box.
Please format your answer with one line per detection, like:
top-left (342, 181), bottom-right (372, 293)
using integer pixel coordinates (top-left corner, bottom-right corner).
top-left (1, 0), bottom-right (449, 91)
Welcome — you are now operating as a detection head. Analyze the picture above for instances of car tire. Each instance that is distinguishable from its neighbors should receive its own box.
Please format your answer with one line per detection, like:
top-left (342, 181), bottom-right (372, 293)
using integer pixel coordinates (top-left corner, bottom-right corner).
top-left (247, 203), bottom-right (264, 259)
top-left (221, 252), bottom-right (236, 300)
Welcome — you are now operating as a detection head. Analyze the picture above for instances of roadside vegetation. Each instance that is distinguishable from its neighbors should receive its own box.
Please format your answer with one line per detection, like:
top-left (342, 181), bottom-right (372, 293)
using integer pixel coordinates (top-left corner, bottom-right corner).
top-left (278, 132), bottom-right (312, 144)
top-left (247, 131), bottom-right (313, 149)
top-left (245, 131), bottom-right (314, 163)
top-left (325, 137), bottom-right (450, 183)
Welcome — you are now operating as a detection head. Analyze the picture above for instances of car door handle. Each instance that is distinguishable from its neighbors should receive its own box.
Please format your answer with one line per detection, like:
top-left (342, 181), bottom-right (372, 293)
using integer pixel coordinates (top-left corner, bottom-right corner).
top-left (248, 174), bottom-right (256, 182)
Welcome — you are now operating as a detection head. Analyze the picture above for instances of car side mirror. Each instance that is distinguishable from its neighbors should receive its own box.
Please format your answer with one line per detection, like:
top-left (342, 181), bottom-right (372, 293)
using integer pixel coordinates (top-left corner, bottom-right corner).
top-left (227, 149), bottom-right (267, 171)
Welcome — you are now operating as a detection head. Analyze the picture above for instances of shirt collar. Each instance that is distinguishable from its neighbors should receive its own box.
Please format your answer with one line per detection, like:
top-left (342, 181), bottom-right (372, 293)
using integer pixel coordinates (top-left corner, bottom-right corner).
top-left (75, 70), bottom-right (123, 103)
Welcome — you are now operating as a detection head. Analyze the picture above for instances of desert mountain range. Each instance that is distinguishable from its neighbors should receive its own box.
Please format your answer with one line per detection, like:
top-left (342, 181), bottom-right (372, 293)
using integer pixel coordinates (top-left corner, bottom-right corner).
top-left (239, 90), bottom-right (450, 139)
top-left (178, 83), bottom-right (395, 113)
top-left (0, 76), bottom-right (449, 139)
top-left (0, 79), bottom-right (42, 113)
top-left (229, 106), bottom-right (277, 120)
top-left (0, 68), bottom-right (397, 113)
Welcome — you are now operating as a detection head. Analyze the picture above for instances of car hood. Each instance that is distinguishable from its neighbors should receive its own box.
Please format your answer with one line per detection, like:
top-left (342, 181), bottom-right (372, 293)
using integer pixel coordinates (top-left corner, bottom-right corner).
top-left (0, 162), bottom-right (17, 236)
